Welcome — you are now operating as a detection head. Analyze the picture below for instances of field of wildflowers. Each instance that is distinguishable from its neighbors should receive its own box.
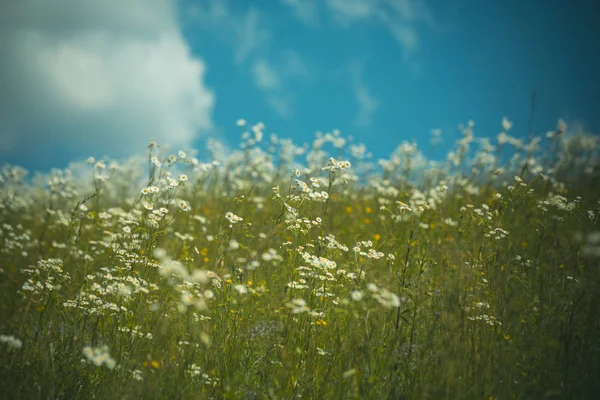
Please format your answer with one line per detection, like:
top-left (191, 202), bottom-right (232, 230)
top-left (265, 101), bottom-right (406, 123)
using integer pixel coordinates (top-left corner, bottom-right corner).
top-left (1, 117), bottom-right (599, 399)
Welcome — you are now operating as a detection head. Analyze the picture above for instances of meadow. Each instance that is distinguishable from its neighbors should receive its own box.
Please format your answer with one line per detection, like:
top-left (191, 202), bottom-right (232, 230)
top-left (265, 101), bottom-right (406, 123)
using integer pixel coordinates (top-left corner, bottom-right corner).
top-left (1, 118), bottom-right (599, 399)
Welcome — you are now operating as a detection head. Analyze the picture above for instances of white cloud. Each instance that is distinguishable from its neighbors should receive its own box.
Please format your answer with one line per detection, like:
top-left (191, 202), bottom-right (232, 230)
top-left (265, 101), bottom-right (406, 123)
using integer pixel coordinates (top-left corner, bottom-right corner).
top-left (349, 62), bottom-right (379, 127)
top-left (388, 24), bottom-right (418, 52)
top-left (251, 52), bottom-right (311, 117)
top-left (188, 1), bottom-right (308, 118)
top-left (280, 0), bottom-right (319, 26)
top-left (0, 0), bottom-right (215, 161)
top-left (187, 2), bottom-right (269, 65)
top-left (267, 96), bottom-right (293, 118)
top-left (234, 8), bottom-right (271, 64)
top-left (326, 0), bottom-right (373, 23)
top-left (325, 0), bottom-right (433, 56)
top-left (187, 0), bottom-right (229, 24)
top-left (252, 59), bottom-right (281, 90)
top-left (280, 50), bottom-right (310, 78)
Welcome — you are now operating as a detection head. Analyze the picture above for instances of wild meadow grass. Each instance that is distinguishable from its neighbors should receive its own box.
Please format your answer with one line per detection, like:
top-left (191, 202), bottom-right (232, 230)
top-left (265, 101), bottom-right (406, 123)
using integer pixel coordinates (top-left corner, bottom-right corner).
top-left (1, 118), bottom-right (599, 399)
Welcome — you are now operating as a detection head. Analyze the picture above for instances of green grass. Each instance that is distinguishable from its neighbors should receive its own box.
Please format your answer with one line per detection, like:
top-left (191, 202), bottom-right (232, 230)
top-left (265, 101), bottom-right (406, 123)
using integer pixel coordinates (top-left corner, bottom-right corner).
top-left (1, 122), bottom-right (599, 399)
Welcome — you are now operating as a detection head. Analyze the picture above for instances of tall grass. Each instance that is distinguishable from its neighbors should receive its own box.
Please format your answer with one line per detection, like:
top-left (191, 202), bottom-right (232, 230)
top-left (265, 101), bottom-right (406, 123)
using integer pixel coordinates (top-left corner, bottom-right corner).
top-left (1, 118), bottom-right (599, 399)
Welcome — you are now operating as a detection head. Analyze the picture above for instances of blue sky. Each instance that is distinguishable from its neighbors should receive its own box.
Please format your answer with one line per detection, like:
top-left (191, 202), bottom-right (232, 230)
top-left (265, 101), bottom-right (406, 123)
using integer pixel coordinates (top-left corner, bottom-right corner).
top-left (1, 0), bottom-right (598, 172)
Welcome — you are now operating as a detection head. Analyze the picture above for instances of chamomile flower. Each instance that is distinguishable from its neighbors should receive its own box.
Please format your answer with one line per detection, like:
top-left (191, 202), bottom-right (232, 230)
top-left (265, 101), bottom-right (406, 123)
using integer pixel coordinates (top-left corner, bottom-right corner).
top-left (351, 290), bottom-right (363, 301)
top-left (0, 335), bottom-right (22, 349)
top-left (178, 200), bottom-right (191, 212)
top-left (225, 212), bottom-right (243, 224)
top-left (502, 116), bottom-right (513, 131)
top-left (82, 345), bottom-right (116, 369)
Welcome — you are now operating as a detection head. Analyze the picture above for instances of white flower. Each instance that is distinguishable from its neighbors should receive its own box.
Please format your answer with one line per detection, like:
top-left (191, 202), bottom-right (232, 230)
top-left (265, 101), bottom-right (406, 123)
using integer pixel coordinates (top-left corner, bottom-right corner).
top-left (117, 284), bottom-right (132, 297)
top-left (178, 200), bottom-right (191, 212)
top-left (497, 132), bottom-right (509, 145)
top-left (502, 116), bottom-right (513, 131)
top-left (233, 284), bottom-right (247, 294)
top-left (366, 283), bottom-right (378, 293)
top-left (374, 289), bottom-right (401, 308)
top-left (557, 118), bottom-right (567, 133)
top-left (191, 270), bottom-right (209, 284)
top-left (236, 118), bottom-right (247, 127)
top-left (351, 290), bottom-right (363, 301)
top-left (287, 298), bottom-right (310, 314)
top-left (225, 211), bottom-right (243, 224)
top-left (82, 345), bottom-right (116, 369)
top-left (0, 335), bottom-right (22, 349)
top-left (132, 369), bottom-right (144, 381)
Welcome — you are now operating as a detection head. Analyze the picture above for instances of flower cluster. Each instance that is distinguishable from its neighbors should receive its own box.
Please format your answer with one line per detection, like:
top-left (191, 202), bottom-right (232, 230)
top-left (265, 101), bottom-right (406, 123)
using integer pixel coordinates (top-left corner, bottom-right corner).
top-left (0, 334), bottom-right (22, 349)
top-left (82, 345), bottom-right (116, 369)
top-left (225, 211), bottom-right (243, 224)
